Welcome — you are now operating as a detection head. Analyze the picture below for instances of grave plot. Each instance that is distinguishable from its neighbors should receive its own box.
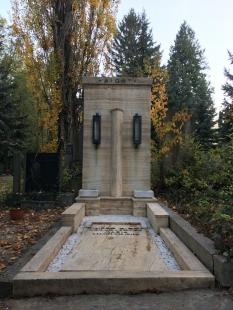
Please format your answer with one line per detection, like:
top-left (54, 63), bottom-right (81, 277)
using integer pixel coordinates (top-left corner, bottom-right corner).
top-left (13, 77), bottom-right (215, 296)
top-left (13, 206), bottom-right (215, 296)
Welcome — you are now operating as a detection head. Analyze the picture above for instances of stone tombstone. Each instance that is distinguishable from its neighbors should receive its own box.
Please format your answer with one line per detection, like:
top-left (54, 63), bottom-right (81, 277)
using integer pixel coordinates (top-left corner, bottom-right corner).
top-left (82, 77), bottom-right (153, 197)
top-left (13, 153), bottom-right (21, 194)
top-left (25, 153), bottom-right (60, 192)
top-left (0, 163), bottom-right (3, 175)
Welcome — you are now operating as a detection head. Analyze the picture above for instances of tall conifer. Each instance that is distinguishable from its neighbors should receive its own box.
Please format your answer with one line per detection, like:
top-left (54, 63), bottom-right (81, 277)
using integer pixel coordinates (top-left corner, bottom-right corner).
top-left (166, 21), bottom-right (216, 145)
top-left (111, 9), bottom-right (160, 77)
top-left (220, 50), bottom-right (233, 138)
top-left (0, 24), bottom-right (27, 162)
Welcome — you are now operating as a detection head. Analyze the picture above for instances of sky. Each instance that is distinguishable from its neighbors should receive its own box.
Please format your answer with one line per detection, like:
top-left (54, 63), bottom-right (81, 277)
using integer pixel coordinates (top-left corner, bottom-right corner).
top-left (1, 0), bottom-right (233, 114)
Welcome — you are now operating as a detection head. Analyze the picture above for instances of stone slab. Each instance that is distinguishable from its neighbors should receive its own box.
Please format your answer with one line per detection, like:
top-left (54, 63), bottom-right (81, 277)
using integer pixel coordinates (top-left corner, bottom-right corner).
top-left (147, 203), bottom-right (169, 234)
top-left (132, 197), bottom-right (157, 217)
top-left (160, 228), bottom-right (209, 272)
top-left (100, 197), bottom-right (133, 215)
top-left (62, 203), bottom-right (85, 232)
top-left (213, 255), bottom-right (233, 287)
top-left (61, 223), bottom-right (167, 272)
top-left (83, 77), bottom-right (153, 85)
top-left (79, 189), bottom-right (99, 197)
top-left (21, 227), bottom-right (71, 272)
top-left (134, 190), bottom-right (154, 198)
top-left (82, 79), bottom-right (152, 196)
top-left (75, 197), bottom-right (100, 216)
top-left (13, 270), bottom-right (215, 296)
top-left (158, 202), bottom-right (218, 273)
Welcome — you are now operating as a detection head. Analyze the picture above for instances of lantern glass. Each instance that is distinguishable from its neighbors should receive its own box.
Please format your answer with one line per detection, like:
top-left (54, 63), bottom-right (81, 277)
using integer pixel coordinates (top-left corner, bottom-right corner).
top-left (94, 120), bottom-right (100, 141)
top-left (133, 113), bottom-right (142, 146)
top-left (92, 113), bottom-right (101, 146)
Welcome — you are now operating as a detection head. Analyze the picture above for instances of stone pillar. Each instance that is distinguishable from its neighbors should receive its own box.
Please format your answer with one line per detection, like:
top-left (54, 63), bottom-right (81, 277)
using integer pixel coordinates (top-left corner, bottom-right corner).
top-left (13, 153), bottom-right (21, 194)
top-left (110, 108), bottom-right (124, 197)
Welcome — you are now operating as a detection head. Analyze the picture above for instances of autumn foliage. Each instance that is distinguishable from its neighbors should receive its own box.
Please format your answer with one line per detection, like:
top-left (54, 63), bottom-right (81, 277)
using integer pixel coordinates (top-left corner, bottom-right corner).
top-left (11, 0), bottom-right (120, 152)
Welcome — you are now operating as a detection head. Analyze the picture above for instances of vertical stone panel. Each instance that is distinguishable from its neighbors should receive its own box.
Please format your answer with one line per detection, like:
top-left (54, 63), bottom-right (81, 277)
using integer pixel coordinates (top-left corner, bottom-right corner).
top-left (110, 109), bottom-right (124, 197)
top-left (82, 78), bottom-right (152, 196)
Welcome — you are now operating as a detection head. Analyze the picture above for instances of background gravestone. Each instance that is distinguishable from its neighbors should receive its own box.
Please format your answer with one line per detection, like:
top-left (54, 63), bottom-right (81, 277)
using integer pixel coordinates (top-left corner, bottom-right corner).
top-left (0, 163), bottom-right (4, 175)
top-left (25, 153), bottom-right (60, 192)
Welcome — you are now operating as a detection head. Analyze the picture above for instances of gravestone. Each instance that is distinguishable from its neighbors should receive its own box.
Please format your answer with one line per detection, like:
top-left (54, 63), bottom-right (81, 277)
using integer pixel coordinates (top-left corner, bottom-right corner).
top-left (25, 153), bottom-right (60, 192)
top-left (0, 163), bottom-right (3, 175)
top-left (13, 153), bottom-right (21, 193)
top-left (80, 77), bottom-right (153, 197)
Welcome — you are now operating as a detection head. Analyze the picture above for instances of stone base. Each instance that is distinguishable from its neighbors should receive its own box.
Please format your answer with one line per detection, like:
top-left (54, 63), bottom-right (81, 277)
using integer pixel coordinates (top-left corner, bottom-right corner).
top-left (75, 196), bottom-right (157, 216)
top-left (79, 189), bottom-right (99, 198)
top-left (13, 270), bottom-right (215, 296)
top-left (147, 203), bottom-right (169, 234)
top-left (134, 190), bottom-right (154, 198)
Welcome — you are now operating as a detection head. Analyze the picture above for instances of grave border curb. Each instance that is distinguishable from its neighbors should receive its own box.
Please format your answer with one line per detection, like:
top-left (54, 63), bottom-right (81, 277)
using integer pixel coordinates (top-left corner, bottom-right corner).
top-left (158, 202), bottom-right (233, 287)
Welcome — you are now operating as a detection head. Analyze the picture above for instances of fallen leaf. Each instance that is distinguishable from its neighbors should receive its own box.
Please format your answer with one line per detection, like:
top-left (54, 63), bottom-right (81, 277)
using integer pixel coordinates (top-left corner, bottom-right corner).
top-left (0, 263), bottom-right (6, 270)
top-left (0, 240), bottom-right (8, 246)
top-left (10, 257), bottom-right (18, 260)
top-left (222, 291), bottom-right (228, 295)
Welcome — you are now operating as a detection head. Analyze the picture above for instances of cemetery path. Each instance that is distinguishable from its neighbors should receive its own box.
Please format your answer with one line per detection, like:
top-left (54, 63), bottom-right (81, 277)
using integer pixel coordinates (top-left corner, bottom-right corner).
top-left (0, 207), bottom-right (64, 276)
top-left (1, 289), bottom-right (233, 309)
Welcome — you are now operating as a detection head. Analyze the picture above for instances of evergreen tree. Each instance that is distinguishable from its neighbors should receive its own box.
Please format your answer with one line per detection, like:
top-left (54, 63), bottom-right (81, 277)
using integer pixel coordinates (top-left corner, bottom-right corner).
top-left (166, 21), bottom-right (216, 145)
top-left (220, 50), bottom-right (233, 138)
top-left (0, 24), bottom-right (27, 165)
top-left (111, 9), bottom-right (160, 77)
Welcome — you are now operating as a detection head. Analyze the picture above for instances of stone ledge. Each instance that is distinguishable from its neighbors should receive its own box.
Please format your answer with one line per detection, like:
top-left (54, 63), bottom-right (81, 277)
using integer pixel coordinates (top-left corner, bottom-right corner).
top-left (213, 255), bottom-right (233, 287)
top-left (79, 189), bottom-right (99, 198)
top-left (132, 197), bottom-right (157, 217)
top-left (158, 202), bottom-right (233, 287)
top-left (21, 227), bottom-right (71, 272)
top-left (147, 203), bottom-right (169, 234)
top-left (160, 228), bottom-right (208, 271)
top-left (62, 203), bottom-right (85, 232)
top-left (13, 270), bottom-right (215, 296)
top-left (134, 190), bottom-right (154, 198)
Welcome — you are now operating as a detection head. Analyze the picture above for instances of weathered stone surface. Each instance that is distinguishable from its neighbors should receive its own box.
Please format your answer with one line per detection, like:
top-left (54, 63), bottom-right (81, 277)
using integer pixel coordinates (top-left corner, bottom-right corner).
top-left (20, 227), bottom-right (71, 272)
top-left (79, 189), bottom-right (99, 197)
top-left (82, 77), bottom-right (152, 196)
top-left (158, 202), bottom-right (218, 273)
top-left (132, 197), bottom-right (157, 217)
top-left (133, 190), bottom-right (154, 198)
top-left (75, 197), bottom-right (100, 216)
top-left (100, 197), bottom-right (133, 215)
top-left (214, 255), bottom-right (233, 287)
top-left (110, 109), bottom-right (124, 197)
top-left (61, 223), bottom-right (167, 272)
top-left (62, 203), bottom-right (85, 232)
top-left (160, 228), bottom-right (208, 271)
top-left (13, 270), bottom-right (215, 296)
top-left (147, 203), bottom-right (169, 234)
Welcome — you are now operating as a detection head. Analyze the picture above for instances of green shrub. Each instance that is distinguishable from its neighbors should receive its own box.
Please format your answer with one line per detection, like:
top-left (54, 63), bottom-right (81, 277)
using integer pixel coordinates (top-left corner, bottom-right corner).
top-left (154, 136), bottom-right (233, 261)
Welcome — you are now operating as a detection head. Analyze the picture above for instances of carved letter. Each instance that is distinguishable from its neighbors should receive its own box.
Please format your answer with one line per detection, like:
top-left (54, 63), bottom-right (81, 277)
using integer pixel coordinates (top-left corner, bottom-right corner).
top-left (115, 79), bottom-right (119, 83)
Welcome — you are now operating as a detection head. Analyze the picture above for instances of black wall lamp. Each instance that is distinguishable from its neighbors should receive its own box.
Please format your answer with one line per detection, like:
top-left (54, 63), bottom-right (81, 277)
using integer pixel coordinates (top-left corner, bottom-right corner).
top-left (133, 113), bottom-right (142, 148)
top-left (66, 142), bottom-right (73, 155)
top-left (92, 113), bottom-right (101, 148)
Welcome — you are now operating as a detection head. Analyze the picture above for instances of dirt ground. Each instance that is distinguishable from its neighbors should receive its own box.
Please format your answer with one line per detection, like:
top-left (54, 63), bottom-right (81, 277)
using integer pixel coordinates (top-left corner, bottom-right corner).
top-left (0, 207), bottom-right (64, 275)
top-left (1, 289), bottom-right (233, 310)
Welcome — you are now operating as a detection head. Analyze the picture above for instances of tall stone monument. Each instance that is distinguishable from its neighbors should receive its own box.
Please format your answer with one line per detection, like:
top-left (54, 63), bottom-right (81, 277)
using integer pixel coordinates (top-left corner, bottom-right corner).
top-left (76, 77), bottom-right (156, 215)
